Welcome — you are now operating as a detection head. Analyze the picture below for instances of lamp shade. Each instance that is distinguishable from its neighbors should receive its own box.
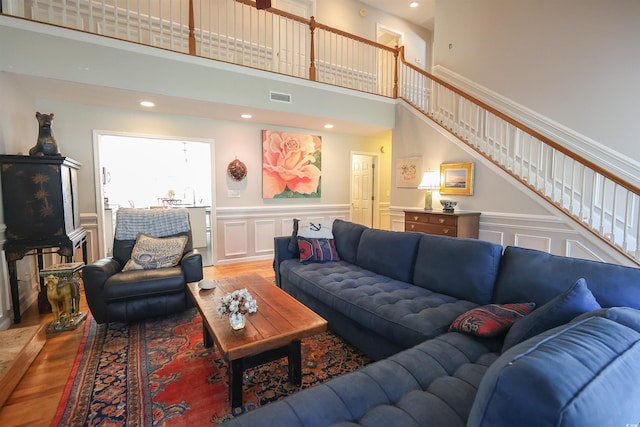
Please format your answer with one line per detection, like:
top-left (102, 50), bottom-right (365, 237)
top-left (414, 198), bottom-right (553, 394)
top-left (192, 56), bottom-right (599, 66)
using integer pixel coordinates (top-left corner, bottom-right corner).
top-left (418, 171), bottom-right (439, 190)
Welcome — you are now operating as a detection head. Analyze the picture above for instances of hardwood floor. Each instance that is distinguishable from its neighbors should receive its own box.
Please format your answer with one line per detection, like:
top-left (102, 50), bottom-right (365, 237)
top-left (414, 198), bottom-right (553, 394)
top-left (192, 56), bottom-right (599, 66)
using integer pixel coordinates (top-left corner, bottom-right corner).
top-left (0, 260), bottom-right (274, 427)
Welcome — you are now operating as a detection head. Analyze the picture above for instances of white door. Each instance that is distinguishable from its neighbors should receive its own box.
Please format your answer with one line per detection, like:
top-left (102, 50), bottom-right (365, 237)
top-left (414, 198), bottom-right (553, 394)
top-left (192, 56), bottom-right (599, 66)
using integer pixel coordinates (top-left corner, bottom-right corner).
top-left (274, 0), bottom-right (314, 77)
top-left (351, 154), bottom-right (375, 227)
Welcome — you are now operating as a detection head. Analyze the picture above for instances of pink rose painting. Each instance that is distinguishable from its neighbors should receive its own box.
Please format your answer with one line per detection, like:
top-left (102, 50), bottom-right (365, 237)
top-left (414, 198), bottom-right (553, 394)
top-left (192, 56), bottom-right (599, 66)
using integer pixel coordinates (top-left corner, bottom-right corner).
top-left (262, 130), bottom-right (322, 198)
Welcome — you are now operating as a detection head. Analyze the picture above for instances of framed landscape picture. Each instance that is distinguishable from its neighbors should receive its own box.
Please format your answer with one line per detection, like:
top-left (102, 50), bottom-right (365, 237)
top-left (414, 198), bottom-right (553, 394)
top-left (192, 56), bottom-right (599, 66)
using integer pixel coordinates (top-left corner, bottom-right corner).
top-left (440, 162), bottom-right (474, 195)
top-left (395, 156), bottom-right (422, 188)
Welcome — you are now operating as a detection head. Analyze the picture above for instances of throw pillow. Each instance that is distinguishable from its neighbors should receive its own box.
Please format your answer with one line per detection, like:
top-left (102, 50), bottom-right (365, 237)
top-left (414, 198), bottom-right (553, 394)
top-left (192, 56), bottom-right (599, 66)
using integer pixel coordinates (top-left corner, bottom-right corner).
top-left (298, 236), bottom-right (340, 263)
top-left (449, 303), bottom-right (536, 337)
top-left (297, 220), bottom-right (334, 239)
top-left (122, 233), bottom-right (188, 271)
top-left (502, 278), bottom-right (601, 352)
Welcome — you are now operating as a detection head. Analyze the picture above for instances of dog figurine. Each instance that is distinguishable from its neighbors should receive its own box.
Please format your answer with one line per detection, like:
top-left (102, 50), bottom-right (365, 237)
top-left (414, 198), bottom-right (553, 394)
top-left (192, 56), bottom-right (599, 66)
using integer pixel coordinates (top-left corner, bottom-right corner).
top-left (45, 274), bottom-right (77, 325)
top-left (29, 112), bottom-right (61, 156)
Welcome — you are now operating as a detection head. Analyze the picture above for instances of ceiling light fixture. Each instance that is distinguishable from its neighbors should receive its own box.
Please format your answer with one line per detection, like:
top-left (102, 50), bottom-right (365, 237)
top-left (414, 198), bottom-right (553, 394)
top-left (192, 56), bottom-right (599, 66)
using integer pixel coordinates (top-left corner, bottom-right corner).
top-left (324, 124), bottom-right (334, 129)
top-left (140, 101), bottom-right (155, 107)
top-left (241, 114), bottom-right (253, 119)
top-left (409, 1), bottom-right (420, 7)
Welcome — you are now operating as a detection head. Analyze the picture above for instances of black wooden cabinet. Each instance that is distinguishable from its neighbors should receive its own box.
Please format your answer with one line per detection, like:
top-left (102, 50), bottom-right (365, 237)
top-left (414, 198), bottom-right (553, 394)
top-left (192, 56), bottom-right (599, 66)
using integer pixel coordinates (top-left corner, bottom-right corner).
top-left (0, 155), bottom-right (87, 323)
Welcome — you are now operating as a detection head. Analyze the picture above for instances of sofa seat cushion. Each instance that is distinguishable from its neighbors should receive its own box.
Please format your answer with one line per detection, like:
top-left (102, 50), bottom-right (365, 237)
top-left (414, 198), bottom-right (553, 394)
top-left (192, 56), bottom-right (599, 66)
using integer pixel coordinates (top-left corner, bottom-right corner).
top-left (220, 332), bottom-right (501, 427)
top-left (280, 260), bottom-right (479, 348)
top-left (468, 315), bottom-right (640, 427)
top-left (104, 267), bottom-right (185, 302)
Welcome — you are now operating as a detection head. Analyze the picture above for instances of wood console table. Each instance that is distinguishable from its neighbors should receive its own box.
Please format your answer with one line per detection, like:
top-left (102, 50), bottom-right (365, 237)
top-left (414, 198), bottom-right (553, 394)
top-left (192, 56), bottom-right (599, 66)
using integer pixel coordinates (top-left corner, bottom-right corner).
top-left (404, 210), bottom-right (481, 239)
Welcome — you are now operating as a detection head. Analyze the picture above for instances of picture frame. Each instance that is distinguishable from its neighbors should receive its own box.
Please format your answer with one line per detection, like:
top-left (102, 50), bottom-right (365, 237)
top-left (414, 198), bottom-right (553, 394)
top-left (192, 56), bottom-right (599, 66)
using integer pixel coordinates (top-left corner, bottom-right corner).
top-left (262, 130), bottom-right (322, 199)
top-left (395, 156), bottom-right (422, 188)
top-left (440, 162), bottom-right (474, 195)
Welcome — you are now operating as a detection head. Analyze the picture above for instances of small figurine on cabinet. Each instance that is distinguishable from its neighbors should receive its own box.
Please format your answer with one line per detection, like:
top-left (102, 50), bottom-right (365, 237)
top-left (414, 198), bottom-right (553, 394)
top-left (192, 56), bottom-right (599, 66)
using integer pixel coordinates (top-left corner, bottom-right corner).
top-left (29, 112), bottom-right (61, 156)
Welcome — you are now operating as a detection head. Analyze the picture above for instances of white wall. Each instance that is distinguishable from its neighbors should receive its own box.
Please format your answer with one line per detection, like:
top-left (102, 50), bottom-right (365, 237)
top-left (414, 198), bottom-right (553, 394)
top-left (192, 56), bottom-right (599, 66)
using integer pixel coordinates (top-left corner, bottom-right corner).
top-left (390, 102), bottom-right (635, 266)
top-left (0, 72), bottom-right (41, 328)
top-left (31, 99), bottom-right (391, 265)
top-left (316, 0), bottom-right (432, 70)
top-left (434, 0), bottom-right (640, 164)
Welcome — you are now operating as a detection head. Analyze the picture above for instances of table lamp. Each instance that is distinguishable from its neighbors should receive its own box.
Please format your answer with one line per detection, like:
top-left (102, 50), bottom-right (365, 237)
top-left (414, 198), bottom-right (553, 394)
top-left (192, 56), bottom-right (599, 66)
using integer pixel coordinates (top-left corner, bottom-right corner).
top-left (418, 170), bottom-right (440, 211)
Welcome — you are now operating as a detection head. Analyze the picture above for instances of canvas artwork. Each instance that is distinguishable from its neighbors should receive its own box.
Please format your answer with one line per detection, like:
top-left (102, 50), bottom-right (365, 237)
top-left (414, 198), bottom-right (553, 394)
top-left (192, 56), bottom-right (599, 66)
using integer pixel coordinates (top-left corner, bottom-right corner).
top-left (395, 157), bottom-right (422, 188)
top-left (262, 130), bottom-right (322, 198)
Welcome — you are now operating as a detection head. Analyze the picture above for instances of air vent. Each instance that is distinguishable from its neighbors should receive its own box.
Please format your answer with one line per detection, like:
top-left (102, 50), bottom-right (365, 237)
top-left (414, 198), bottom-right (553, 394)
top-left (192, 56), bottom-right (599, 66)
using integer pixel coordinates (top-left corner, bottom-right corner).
top-left (269, 91), bottom-right (292, 103)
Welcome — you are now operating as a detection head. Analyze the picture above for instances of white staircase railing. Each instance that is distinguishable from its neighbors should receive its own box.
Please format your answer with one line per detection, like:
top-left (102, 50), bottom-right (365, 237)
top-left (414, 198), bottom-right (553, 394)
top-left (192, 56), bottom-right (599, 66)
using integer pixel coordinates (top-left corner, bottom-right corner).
top-left (398, 49), bottom-right (640, 264)
top-left (3, 0), bottom-right (639, 263)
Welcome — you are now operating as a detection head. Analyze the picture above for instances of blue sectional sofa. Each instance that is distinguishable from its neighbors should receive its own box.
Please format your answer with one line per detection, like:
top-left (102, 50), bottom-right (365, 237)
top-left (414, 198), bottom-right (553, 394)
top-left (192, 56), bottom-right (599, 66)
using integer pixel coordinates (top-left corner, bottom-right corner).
top-left (221, 219), bottom-right (640, 426)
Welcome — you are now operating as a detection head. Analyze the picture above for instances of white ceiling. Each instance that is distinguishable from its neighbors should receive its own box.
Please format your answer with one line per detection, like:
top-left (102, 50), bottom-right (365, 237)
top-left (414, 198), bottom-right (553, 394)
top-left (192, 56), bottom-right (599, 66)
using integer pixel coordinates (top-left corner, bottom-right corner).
top-left (360, 0), bottom-right (436, 30)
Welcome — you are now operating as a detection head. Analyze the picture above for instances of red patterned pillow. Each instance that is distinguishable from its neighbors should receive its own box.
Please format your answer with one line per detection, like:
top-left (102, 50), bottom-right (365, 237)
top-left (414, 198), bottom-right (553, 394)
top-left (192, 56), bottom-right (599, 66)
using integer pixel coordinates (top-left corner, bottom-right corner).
top-left (298, 237), bottom-right (340, 263)
top-left (449, 303), bottom-right (536, 337)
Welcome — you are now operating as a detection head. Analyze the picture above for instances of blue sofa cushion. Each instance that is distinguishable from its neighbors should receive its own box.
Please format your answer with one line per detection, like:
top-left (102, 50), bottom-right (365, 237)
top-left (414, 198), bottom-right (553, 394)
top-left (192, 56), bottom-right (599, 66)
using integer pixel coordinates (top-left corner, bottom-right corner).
top-left (449, 303), bottom-right (535, 337)
top-left (355, 229), bottom-right (421, 283)
top-left (332, 219), bottom-right (367, 264)
top-left (220, 332), bottom-right (501, 427)
top-left (502, 278), bottom-right (601, 351)
top-left (413, 234), bottom-right (503, 305)
top-left (468, 316), bottom-right (640, 427)
top-left (279, 260), bottom-right (479, 347)
top-left (572, 306), bottom-right (640, 333)
top-left (493, 246), bottom-right (640, 308)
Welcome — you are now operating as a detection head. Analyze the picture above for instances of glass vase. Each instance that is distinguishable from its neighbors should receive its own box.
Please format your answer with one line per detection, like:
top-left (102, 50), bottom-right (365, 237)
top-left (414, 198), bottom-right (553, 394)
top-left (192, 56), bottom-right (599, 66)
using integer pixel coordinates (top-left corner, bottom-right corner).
top-left (229, 313), bottom-right (246, 330)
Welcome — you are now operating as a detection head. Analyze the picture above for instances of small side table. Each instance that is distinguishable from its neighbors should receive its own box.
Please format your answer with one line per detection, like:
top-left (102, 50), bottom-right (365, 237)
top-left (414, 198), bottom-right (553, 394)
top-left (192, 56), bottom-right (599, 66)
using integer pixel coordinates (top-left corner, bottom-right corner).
top-left (40, 262), bottom-right (87, 333)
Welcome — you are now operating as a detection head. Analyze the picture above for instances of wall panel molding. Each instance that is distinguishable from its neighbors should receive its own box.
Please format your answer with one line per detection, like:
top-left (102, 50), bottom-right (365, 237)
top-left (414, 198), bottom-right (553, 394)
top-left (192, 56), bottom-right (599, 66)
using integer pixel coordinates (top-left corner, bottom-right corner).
top-left (215, 204), bottom-right (350, 264)
top-left (390, 207), bottom-right (626, 264)
top-left (254, 220), bottom-right (276, 254)
top-left (223, 221), bottom-right (248, 257)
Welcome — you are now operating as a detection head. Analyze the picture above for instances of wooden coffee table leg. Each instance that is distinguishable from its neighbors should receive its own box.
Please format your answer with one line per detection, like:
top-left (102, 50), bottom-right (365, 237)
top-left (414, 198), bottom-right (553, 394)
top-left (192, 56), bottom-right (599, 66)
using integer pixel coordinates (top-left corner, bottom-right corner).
top-left (202, 322), bottom-right (213, 348)
top-left (288, 340), bottom-right (302, 386)
top-left (229, 358), bottom-right (244, 408)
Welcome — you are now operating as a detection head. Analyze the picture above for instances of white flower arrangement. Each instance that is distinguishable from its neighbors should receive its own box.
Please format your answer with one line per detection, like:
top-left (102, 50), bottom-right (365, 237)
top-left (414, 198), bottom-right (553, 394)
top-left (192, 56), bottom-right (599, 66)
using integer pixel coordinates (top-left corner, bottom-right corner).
top-left (217, 288), bottom-right (258, 321)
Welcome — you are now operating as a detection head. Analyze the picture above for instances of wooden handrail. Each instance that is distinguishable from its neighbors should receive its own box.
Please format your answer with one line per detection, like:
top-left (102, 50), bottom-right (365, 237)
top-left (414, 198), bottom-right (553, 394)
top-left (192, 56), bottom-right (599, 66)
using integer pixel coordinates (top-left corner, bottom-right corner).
top-left (397, 47), bottom-right (640, 196)
top-left (392, 47), bottom-right (399, 99)
top-left (234, 0), bottom-right (395, 53)
top-left (188, 0), bottom-right (195, 55)
top-left (309, 16), bottom-right (317, 81)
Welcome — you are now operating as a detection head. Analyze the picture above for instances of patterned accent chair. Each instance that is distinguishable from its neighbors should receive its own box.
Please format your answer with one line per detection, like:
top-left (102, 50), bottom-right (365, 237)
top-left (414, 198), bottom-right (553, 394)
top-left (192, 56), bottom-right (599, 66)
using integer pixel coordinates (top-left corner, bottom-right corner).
top-left (83, 208), bottom-right (203, 323)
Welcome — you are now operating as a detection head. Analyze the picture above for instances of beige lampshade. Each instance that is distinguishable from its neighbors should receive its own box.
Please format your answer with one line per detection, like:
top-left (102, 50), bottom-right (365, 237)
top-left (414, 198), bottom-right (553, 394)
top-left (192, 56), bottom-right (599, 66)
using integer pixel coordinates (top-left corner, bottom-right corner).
top-left (418, 171), bottom-right (439, 190)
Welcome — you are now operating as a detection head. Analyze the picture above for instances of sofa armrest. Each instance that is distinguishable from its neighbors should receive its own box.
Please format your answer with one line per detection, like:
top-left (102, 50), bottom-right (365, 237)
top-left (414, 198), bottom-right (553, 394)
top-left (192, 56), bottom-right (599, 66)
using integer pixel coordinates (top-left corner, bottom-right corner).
top-left (181, 249), bottom-right (203, 283)
top-left (274, 236), bottom-right (298, 287)
top-left (82, 258), bottom-right (121, 324)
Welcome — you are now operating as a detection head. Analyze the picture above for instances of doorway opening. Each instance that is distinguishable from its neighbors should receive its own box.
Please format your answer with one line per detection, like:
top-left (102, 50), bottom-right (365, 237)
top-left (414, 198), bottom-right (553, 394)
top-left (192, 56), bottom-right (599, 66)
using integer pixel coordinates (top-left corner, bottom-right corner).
top-left (95, 133), bottom-right (214, 266)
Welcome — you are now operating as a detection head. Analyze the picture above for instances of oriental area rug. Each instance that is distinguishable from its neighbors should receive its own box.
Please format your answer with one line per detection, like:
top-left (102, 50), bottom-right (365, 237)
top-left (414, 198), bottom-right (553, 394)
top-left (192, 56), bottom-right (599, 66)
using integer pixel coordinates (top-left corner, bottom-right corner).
top-left (52, 308), bottom-right (371, 426)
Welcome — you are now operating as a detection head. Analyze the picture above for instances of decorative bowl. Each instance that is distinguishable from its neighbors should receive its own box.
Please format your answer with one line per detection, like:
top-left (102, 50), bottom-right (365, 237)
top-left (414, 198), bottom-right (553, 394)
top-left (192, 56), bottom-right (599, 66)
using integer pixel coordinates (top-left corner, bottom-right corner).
top-left (440, 200), bottom-right (458, 212)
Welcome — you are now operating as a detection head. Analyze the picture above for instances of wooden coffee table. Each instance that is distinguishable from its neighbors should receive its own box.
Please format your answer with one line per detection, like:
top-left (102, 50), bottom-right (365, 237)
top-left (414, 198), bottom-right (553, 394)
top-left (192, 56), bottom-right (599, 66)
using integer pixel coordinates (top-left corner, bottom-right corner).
top-left (187, 274), bottom-right (327, 408)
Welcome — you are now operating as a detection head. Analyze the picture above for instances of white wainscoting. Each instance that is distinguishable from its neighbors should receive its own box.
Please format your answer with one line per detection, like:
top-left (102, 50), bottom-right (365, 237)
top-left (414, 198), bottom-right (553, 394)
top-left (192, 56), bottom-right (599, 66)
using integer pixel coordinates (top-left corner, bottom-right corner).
top-left (214, 204), bottom-right (350, 264)
top-left (391, 208), bottom-right (635, 266)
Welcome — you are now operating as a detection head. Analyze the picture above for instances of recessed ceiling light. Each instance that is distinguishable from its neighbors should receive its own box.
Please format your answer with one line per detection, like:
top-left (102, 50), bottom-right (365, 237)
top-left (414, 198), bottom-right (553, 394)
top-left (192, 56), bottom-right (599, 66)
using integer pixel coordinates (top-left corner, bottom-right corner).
top-left (140, 101), bottom-right (155, 107)
top-left (324, 124), bottom-right (334, 129)
top-left (241, 114), bottom-right (253, 119)
top-left (409, 1), bottom-right (420, 7)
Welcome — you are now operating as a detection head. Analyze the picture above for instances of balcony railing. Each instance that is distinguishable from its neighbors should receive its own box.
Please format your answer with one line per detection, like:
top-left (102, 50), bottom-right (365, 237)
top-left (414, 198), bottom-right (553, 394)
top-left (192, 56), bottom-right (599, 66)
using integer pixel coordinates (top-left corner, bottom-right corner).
top-left (2, 0), bottom-right (639, 264)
